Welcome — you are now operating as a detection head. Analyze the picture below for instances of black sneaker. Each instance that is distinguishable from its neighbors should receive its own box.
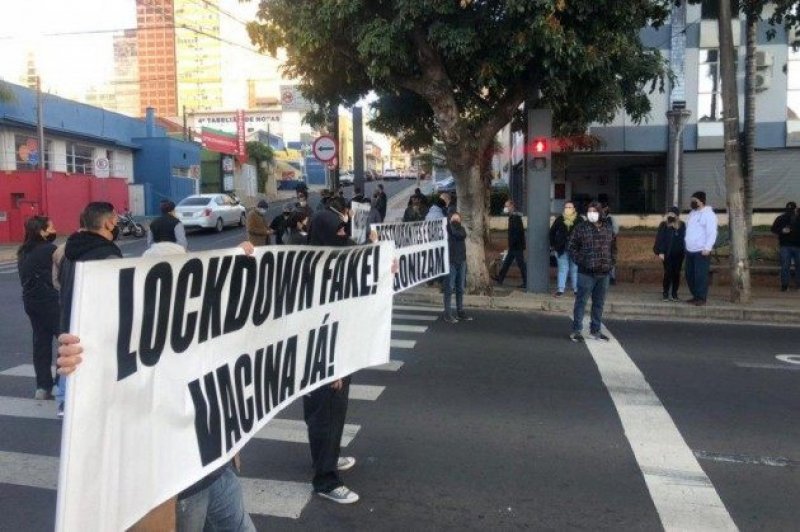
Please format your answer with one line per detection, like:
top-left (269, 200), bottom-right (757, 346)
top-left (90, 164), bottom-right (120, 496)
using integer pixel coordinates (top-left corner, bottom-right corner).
top-left (569, 332), bottom-right (584, 343)
top-left (443, 314), bottom-right (458, 324)
top-left (662, 295), bottom-right (669, 302)
top-left (457, 312), bottom-right (473, 321)
top-left (554, 291), bottom-right (564, 298)
top-left (590, 332), bottom-right (610, 342)
top-left (781, 285), bottom-right (788, 292)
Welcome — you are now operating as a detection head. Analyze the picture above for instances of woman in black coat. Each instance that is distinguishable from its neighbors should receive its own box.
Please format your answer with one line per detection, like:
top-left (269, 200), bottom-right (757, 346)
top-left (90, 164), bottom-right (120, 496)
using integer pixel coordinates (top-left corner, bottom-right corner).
top-left (653, 206), bottom-right (686, 301)
top-left (17, 216), bottom-right (60, 399)
top-left (494, 200), bottom-right (527, 288)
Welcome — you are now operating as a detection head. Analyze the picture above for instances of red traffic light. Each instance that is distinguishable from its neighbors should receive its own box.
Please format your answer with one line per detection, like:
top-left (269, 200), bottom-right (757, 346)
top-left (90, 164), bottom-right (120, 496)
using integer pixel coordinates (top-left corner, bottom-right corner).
top-left (532, 138), bottom-right (548, 154)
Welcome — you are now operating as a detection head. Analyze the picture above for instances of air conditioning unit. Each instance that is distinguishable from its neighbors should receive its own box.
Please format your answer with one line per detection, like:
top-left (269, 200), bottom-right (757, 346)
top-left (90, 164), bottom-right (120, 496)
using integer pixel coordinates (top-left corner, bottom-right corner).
top-left (755, 72), bottom-right (771, 91)
top-left (755, 50), bottom-right (774, 68)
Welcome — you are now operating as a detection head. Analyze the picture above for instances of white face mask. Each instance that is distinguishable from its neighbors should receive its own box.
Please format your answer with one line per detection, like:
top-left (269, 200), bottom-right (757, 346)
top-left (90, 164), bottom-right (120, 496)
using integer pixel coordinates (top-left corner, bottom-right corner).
top-left (587, 211), bottom-right (600, 223)
top-left (502, 207), bottom-right (510, 214)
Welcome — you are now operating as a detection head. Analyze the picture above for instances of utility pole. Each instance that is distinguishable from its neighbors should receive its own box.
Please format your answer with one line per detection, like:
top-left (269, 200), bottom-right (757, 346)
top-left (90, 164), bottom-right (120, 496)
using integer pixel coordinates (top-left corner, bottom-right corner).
top-left (666, 104), bottom-right (691, 208)
top-left (182, 105), bottom-right (188, 141)
top-left (36, 76), bottom-right (47, 215)
top-left (353, 106), bottom-right (364, 191)
top-left (525, 106), bottom-right (552, 294)
top-left (330, 105), bottom-right (340, 190)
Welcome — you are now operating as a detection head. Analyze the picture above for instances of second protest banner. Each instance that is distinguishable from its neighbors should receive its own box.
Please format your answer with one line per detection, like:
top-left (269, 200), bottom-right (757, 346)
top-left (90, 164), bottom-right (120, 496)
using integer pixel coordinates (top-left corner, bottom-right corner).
top-left (371, 219), bottom-right (450, 292)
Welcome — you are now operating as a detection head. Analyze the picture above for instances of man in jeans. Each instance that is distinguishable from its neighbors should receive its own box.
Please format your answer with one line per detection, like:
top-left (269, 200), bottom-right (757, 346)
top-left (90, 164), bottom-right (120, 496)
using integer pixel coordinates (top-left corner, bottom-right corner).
top-left (684, 191), bottom-right (718, 305)
top-left (443, 212), bottom-right (472, 323)
top-left (568, 201), bottom-right (616, 342)
top-left (770, 201), bottom-right (800, 291)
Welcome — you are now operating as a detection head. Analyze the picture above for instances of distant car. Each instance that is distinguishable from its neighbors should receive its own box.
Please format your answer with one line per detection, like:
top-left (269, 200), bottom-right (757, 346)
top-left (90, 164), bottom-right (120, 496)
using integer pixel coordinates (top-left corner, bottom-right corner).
top-left (383, 169), bottom-right (400, 180)
top-left (491, 179), bottom-right (510, 192)
top-left (175, 193), bottom-right (246, 232)
top-left (339, 172), bottom-right (354, 186)
top-left (434, 176), bottom-right (456, 193)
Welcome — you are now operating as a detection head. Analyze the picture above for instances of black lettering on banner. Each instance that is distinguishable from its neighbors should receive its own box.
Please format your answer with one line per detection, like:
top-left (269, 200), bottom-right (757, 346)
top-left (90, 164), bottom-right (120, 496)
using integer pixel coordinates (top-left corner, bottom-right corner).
top-left (117, 267), bottom-right (137, 381)
top-left (140, 262), bottom-right (173, 367)
top-left (216, 364), bottom-right (241, 453)
top-left (263, 341), bottom-right (283, 413)
top-left (234, 354), bottom-right (254, 434)
top-left (299, 251), bottom-right (323, 311)
top-left (280, 336), bottom-right (297, 402)
top-left (199, 256), bottom-right (233, 342)
top-left (253, 348), bottom-right (265, 420)
top-left (171, 258), bottom-right (203, 354)
top-left (275, 251), bottom-right (303, 319)
top-left (343, 249), bottom-right (363, 300)
top-left (224, 255), bottom-right (256, 334)
top-left (328, 321), bottom-right (338, 377)
top-left (329, 253), bottom-right (347, 303)
top-left (252, 253), bottom-right (275, 325)
top-left (371, 245), bottom-right (380, 295)
top-left (319, 252), bottom-right (337, 305)
top-left (393, 246), bottom-right (447, 291)
top-left (188, 373), bottom-right (222, 466)
top-left (300, 314), bottom-right (336, 389)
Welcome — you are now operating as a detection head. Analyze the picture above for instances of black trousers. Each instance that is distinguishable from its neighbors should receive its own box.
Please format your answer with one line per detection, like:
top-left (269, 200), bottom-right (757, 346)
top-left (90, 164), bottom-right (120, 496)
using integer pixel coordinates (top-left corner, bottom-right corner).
top-left (498, 249), bottom-right (527, 286)
top-left (662, 254), bottom-right (684, 298)
top-left (303, 377), bottom-right (350, 493)
top-left (24, 300), bottom-right (60, 391)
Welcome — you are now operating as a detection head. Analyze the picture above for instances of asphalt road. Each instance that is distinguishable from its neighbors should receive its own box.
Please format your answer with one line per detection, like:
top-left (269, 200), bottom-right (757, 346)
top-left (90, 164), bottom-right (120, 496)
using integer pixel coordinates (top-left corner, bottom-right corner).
top-left (0, 196), bottom-right (797, 530)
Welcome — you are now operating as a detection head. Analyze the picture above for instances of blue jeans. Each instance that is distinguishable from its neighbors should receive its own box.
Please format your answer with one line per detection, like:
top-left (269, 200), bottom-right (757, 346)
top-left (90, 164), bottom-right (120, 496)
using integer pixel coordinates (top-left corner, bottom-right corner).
top-left (556, 252), bottom-right (578, 292)
top-left (572, 273), bottom-right (609, 334)
top-left (685, 252), bottom-right (711, 301)
top-left (443, 262), bottom-right (466, 317)
top-left (176, 464), bottom-right (255, 532)
top-left (779, 245), bottom-right (800, 288)
top-left (56, 374), bottom-right (67, 406)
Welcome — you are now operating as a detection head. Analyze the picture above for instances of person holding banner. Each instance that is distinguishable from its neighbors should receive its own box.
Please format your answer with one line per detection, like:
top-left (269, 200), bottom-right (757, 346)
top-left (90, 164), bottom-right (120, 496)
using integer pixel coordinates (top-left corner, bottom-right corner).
top-left (443, 212), bottom-right (472, 323)
top-left (306, 196), bottom-right (360, 503)
top-left (283, 211), bottom-right (310, 245)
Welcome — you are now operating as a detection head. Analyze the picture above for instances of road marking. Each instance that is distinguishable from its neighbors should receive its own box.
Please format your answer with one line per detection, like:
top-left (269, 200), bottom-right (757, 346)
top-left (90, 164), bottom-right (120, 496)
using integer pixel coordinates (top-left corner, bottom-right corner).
top-left (0, 395), bottom-right (361, 447)
top-left (391, 324), bottom-right (428, 333)
top-left (254, 418), bottom-right (360, 447)
top-left (393, 313), bottom-right (438, 322)
top-left (393, 305), bottom-right (441, 313)
top-left (0, 450), bottom-right (312, 519)
top-left (390, 339), bottom-right (416, 349)
top-left (0, 364), bottom-right (43, 377)
top-left (584, 325), bottom-right (737, 531)
top-left (694, 450), bottom-right (796, 468)
top-left (349, 384), bottom-right (385, 401)
top-left (734, 362), bottom-right (800, 371)
top-left (776, 354), bottom-right (800, 365)
top-left (367, 360), bottom-right (404, 372)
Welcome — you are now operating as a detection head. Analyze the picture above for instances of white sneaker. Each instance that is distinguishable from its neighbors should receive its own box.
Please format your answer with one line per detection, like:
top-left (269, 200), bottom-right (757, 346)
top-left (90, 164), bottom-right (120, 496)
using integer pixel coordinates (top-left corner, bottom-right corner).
top-left (34, 388), bottom-right (53, 400)
top-left (317, 485), bottom-right (359, 504)
top-left (337, 456), bottom-right (356, 472)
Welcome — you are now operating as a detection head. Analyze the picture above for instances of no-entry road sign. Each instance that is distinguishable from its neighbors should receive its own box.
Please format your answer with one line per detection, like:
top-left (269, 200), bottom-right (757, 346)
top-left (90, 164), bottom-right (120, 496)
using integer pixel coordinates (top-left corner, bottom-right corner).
top-left (312, 135), bottom-right (337, 162)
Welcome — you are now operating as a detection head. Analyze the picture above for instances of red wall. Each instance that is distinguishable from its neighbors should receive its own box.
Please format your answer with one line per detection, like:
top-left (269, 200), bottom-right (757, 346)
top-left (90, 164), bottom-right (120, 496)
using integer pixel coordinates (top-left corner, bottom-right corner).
top-left (0, 171), bottom-right (129, 243)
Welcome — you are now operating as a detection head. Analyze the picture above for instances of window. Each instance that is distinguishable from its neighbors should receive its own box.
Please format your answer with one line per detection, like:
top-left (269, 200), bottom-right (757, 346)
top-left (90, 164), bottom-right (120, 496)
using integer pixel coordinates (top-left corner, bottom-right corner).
top-left (14, 135), bottom-right (51, 170)
top-left (66, 142), bottom-right (94, 174)
top-left (697, 49), bottom-right (725, 122)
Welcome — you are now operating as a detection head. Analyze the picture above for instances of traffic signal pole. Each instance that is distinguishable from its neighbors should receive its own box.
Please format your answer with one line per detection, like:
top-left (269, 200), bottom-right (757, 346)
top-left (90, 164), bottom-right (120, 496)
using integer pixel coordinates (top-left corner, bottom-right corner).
top-left (525, 108), bottom-right (552, 294)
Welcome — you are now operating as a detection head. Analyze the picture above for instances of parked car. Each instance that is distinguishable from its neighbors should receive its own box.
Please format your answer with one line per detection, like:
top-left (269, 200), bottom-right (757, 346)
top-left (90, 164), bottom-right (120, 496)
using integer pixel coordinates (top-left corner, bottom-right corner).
top-left (339, 172), bottom-right (354, 186)
top-left (175, 193), bottom-right (246, 232)
top-left (383, 169), bottom-right (400, 180)
top-left (434, 176), bottom-right (456, 193)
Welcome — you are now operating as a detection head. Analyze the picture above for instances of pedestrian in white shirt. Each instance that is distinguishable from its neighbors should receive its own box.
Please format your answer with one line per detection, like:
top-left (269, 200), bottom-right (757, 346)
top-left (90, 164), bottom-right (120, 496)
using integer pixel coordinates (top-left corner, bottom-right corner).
top-left (684, 191), bottom-right (718, 305)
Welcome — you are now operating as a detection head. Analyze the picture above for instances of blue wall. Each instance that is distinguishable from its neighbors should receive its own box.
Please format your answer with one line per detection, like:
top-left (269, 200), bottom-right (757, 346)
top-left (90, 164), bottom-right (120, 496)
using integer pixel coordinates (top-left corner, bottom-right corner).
top-left (132, 137), bottom-right (200, 215)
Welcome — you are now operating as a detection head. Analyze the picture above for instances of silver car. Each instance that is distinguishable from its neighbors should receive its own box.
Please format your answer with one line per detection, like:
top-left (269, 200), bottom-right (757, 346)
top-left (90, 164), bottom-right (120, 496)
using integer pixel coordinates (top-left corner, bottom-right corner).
top-left (175, 193), bottom-right (246, 232)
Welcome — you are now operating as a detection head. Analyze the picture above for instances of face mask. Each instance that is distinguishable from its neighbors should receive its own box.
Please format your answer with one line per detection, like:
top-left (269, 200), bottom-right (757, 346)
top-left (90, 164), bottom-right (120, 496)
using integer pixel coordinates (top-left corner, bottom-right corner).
top-left (502, 207), bottom-right (510, 214)
top-left (257, 208), bottom-right (266, 215)
top-left (45, 232), bottom-right (57, 242)
top-left (587, 212), bottom-right (600, 223)
top-left (111, 225), bottom-right (120, 240)
top-left (690, 200), bottom-right (700, 210)
top-left (299, 200), bottom-right (307, 207)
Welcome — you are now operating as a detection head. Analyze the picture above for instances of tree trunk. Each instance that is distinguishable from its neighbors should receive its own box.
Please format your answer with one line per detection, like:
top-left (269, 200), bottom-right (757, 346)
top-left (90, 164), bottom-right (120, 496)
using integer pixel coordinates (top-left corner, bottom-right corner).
top-left (449, 145), bottom-right (491, 294)
top-left (742, 8), bottom-right (757, 236)
top-left (719, 0), bottom-right (752, 303)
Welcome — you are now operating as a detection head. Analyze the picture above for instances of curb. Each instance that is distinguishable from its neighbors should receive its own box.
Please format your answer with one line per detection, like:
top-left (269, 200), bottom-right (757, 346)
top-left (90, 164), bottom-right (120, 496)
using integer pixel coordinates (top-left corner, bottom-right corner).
top-left (394, 289), bottom-right (800, 326)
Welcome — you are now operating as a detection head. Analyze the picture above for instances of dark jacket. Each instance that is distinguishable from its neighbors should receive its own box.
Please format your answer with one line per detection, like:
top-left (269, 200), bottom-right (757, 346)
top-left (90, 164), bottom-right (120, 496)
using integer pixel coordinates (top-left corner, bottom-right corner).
top-left (59, 231), bottom-right (123, 331)
top-left (653, 221), bottom-right (686, 257)
top-left (270, 213), bottom-right (290, 244)
top-left (447, 222), bottom-right (467, 264)
top-left (284, 228), bottom-right (308, 245)
top-left (309, 209), bottom-right (351, 247)
top-left (149, 214), bottom-right (179, 243)
top-left (376, 192), bottom-right (388, 221)
top-left (549, 215), bottom-right (582, 255)
top-left (771, 211), bottom-right (800, 247)
top-left (402, 206), bottom-right (425, 223)
top-left (507, 213), bottom-right (526, 251)
top-left (18, 242), bottom-right (59, 304)
top-left (567, 220), bottom-right (616, 275)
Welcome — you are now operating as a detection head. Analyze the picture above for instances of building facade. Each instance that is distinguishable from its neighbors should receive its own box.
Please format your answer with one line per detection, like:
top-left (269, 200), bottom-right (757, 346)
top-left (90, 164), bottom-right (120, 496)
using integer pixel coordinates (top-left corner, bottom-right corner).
top-left (0, 83), bottom-right (200, 243)
top-left (136, 0), bottom-right (179, 117)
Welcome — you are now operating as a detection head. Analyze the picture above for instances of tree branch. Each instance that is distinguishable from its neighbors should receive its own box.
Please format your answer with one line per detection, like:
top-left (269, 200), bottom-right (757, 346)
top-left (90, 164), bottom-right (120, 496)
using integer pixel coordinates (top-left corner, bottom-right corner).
top-left (477, 83), bottom-right (528, 148)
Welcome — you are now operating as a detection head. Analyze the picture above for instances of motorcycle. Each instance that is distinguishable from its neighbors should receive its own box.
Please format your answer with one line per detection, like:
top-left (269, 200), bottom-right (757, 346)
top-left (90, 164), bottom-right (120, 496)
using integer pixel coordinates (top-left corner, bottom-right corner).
top-left (117, 211), bottom-right (146, 239)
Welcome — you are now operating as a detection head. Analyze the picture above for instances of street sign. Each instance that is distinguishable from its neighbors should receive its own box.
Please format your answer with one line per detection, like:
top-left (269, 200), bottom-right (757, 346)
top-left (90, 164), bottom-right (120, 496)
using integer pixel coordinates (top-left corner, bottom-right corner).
top-left (312, 135), bottom-right (337, 163)
top-left (94, 157), bottom-right (110, 178)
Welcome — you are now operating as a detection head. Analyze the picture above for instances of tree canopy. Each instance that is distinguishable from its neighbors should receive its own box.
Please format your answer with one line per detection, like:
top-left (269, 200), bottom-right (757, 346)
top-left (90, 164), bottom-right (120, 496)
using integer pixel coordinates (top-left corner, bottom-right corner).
top-left (248, 0), bottom-right (673, 152)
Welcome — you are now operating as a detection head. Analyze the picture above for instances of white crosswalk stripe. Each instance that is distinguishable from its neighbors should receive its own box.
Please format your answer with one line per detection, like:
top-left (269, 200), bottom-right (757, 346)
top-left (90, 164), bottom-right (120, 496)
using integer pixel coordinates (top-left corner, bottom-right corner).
top-left (393, 305), bottom-right (440, 313)
top-left (0, 450), bottom-right (313, 519)
top-left (0, 305), bottom-right (432, 523)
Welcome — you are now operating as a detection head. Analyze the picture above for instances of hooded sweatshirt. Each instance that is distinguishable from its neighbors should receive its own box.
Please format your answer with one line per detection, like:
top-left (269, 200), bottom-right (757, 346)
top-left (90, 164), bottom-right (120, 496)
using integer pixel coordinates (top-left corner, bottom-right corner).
top-left (684, 205), bottom-right (718, 253)
top-left (59, 231), bottom-right (122, 332)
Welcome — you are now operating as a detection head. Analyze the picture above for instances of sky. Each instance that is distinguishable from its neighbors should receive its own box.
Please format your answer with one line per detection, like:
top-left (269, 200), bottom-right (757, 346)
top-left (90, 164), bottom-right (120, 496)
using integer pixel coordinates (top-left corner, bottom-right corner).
top-left (0, 0), bottom-right (137, 98)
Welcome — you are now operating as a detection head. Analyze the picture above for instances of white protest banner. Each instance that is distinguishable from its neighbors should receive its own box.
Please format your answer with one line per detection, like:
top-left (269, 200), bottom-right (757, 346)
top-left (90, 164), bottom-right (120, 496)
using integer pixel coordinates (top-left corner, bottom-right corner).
top-left (56, 243), bottom-right (394, 531)
top-left (371, 219), bottom-right (449, 292)
top-left (350, 201), bottom-right (371, 244)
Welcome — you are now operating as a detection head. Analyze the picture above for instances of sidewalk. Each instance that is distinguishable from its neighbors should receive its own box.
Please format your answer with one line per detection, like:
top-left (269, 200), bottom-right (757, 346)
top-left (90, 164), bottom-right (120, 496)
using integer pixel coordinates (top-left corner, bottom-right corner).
top-left (394, 280), bottom-right (800, 326)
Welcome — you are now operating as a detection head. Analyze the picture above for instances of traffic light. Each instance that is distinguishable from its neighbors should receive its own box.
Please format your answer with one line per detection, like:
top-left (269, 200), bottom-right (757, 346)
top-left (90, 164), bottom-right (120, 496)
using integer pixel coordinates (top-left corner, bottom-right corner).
top-left (531, 137), bottom-right (549, 171)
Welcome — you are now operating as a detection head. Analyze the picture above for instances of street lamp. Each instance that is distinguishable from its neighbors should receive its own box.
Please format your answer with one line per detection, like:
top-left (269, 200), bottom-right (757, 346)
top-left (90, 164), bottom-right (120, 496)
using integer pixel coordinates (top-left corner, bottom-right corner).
top-left (666, 102), bottom-right (691, 209)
